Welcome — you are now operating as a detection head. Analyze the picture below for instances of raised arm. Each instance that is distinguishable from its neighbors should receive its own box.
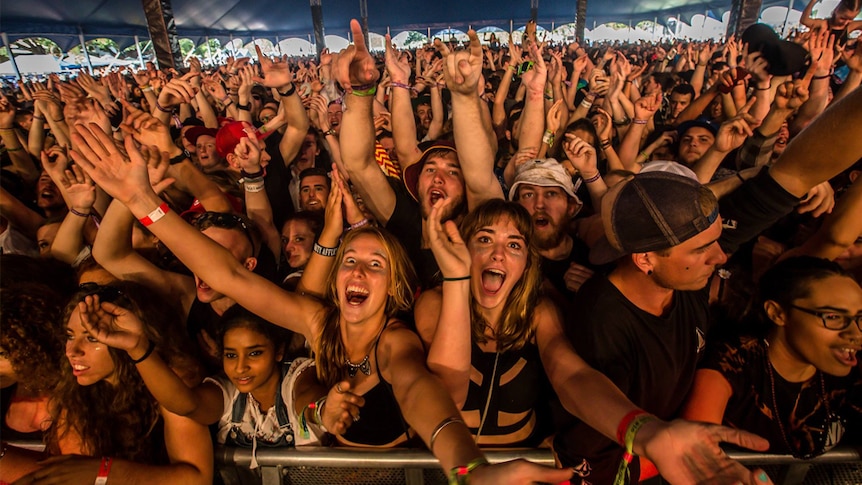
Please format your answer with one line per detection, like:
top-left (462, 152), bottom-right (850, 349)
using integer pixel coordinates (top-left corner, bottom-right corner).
top-left (415, 198), bottom-right (473, 407)
top-left (73, 126), bottom-right (321, 341)
top-left (438, 30), bottom-right (504, 206)
top-left (386, 39), bottom-right (423, 169)
top-left (336, 24), bottom-right (396, 225)
top-left (253, 46), bottom-right (310, 166)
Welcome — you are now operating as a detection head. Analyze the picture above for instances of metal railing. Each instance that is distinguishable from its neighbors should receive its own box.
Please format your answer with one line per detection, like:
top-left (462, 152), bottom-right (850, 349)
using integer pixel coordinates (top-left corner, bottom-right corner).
top-left (6, 440), bottom-right (860, 485)
top-left (214, 445), bottom-right (862, 485)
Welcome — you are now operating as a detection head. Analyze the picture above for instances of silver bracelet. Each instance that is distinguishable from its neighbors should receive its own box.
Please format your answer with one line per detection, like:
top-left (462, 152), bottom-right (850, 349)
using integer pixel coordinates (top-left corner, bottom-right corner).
top-left (429, 416), bottom-right (465, 451)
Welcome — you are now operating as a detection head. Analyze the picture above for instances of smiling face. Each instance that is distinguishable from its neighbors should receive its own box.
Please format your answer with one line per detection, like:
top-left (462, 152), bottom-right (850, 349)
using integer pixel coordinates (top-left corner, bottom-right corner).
top-left (468, 215), bottom-right (529, 312)
top-left (416, 103), bottom-right (432, 130)
top-left (336, 233), bottom-right (392, 325)
top-left (327, 102), bottom-right (343, 134)
top-left (417, 151), bottom-right (465, 219)
top-left (281, 219), bottom-right (315, 269)
top-left (299, 175), bottom-right (330, 212)
top-left (222, 325), bottom-right (282, 397)
top-left (775, 275), bottom-right (862, 376)
top-left (65, 307), bottom-right (116, 386)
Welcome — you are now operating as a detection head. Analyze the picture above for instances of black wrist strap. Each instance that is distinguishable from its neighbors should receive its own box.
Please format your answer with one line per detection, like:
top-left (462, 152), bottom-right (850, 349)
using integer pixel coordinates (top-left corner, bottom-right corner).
top-left (170, 150), bottom-right (191, 165)
top-left (278, 84), bottom-right (296, 97)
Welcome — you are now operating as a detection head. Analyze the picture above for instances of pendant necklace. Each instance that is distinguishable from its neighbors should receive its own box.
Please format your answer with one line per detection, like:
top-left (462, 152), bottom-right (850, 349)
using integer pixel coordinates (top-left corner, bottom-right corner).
top-left (345, 354), bottom-right (372, 377)
top-left (766, 354), bottom-right (843, 459)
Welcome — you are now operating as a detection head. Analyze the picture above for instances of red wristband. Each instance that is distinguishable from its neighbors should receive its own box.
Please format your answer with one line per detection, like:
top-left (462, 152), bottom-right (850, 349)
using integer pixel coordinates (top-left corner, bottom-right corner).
top-left (616, 410), bottom-right (649, 445)
top-left (94, 456), bottom-right (112, 485)
top-left (139, 202), bottom-right (169, 227)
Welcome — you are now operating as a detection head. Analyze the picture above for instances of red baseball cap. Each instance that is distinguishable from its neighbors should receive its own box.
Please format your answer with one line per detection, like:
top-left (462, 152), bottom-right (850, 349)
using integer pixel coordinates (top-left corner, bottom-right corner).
top-left (215, 121), bottom-right (265, 158)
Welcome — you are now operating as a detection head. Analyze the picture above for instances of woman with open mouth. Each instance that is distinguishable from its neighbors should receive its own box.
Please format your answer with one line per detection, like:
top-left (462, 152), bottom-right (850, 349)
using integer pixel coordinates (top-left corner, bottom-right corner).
top-left (70, 123), bottom-right (573, 484)
top-left (419, 197), bottom-right (776, 482)
top-left (682, 256), bottom-right (862, 458)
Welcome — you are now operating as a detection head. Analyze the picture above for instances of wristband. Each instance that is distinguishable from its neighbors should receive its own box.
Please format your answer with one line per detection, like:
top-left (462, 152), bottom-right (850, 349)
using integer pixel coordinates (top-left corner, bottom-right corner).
top-left (312, 396), bottom-right (327, 430)
top-left (278, 84), bottom-right (296, 97)
top-left (4, 146), bottom-right (22, 152)
top-left (616, 410), bottom-right (650, 445)
top-left (323, 128), bottom-right (337, 137)
top-left (313, 242), bottom-right (338, 257)
top-left (169, 150), bottom-right (190, 165)
top-left (131, 340), bottom-right (156, 364)
top-left (70, 208), bottom-right (91, 218)
top-left (240, 167), bottom-right (266, 180)
top-left (579, 100), bottom-right (593, 109)
top-left (639, 151), bottom-right (649, 160)
top-left (94, 456), bottom-right (113, 485)
top-left (613, 413), bottom-right (656, 485)
top-left (33, 115), bottom-right (46, 121)
top-left (582, 172), bottom-right (602, 184)
top-left (448, 457), bottom-right (489, 485)
top-left (348, 218), bottom-right (370, 230)
top-left (542, 130), bottom-right (555, 146)
top-left (390, 81), bottom-right (415, 92)
top-left (601, 139), bottom-right (612, 149)
top-left (754, 84), bottom-right (771, 91)
top-left (350, 84), bottom-right (377, 97)
top-left (633, 118), bottom-right (648, 125)
top-left (139, 202), bottom-right (169, 227)
top-left (442, 275), bottom-right (471, 281)
top-left (245, 180), bottom-right (265, 193)
top-left (613, 117), bottom-right (631, 126)
top-left (236, 102), bottom-right (251, 111)
top-left (154, 101), bottom-right (173, 114)
top-left (812, 73), bottom-right (831, 80)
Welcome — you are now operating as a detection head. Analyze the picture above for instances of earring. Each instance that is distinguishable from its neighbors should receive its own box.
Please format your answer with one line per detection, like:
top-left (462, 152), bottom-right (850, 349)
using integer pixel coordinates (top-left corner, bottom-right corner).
top-left (647, 270), bottom-right (653, 275)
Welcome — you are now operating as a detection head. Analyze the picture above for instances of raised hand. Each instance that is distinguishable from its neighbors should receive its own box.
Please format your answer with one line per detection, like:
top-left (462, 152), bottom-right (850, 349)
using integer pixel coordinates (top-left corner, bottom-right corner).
top-left (232, 133), bottom-right (265, 174)
top-left (77, 294), bottom-right (148, 354)
top-left (469, 459), bottom-right (574, 485)
top-left (59, 164), bottom-right (97, 212)
top-left (520, 42), bottom-right (547, 95)
top-left (713, 98), bottom-right (758, 153)
top-left (70, 123), bottom-right (153, 206)
top-left (436, 29), bottom-right (484, 96)
top-left (156, 73), bottom-right (198, 109)
top-left (634, 90), bottom-right (662, 121)
top-left (772, 69), bottom-right (814, 111)
top-left (562, 134), bottom-right (599, 178)
top-left (331, 19), bottom-right (379, 93)
top-left (41, 145), bottom-right (70, 182)
top-left (121, 100), bottom-right (174, 153)
top-left (385, 35), bottom-right (412, 85)
top-left (546, 99), bottom-right (566, 134)
top-left (425, 196), bottom-right (470, 280)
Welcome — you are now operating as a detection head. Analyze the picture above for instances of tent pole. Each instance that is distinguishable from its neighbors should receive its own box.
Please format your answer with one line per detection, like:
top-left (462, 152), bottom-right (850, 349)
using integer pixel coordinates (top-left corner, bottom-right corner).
top-left (359, 0), bottom-right (369, 46)
top-left (275, 36), bottom-right (281, 55)
top-left (134, 35), bottom-right (144, 69)
top-left (782, 0), bottom-right (795, 36)
top-left (0, 33), bottom-right (22, 80)
top-left (531, 0), bottom-right (539, 23)
top-left (309, 0), bottom-right (327, 55)
top-left (78, 26), bottom-right (94, 72)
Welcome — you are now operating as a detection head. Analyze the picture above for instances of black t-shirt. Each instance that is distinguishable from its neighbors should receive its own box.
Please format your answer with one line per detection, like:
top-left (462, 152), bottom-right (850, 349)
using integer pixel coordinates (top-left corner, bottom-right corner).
top-left (554, 275), bottom-right (711, 484)
top-left (261, 130), bottom-right (295, 230)
top-left (383, 177), bottom-right (440, 290)
top-left (700, 335), bottom-right (861, 457)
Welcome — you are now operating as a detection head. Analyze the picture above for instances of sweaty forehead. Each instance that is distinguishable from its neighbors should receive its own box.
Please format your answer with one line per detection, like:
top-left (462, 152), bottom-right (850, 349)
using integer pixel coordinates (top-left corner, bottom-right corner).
top-left (425, 153), bottom-right (461, 169)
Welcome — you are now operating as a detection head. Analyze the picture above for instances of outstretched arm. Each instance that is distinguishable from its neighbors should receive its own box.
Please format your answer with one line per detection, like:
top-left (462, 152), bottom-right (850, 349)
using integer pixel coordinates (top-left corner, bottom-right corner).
top-left (72, 125), bottom-right (321, 343)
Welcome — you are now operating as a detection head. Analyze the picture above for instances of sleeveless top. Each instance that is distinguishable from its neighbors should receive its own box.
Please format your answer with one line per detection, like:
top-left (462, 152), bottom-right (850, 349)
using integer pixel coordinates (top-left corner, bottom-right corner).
top-left (462, 340), bottom-right (551, 447)
top-left (338, 320), bottom-right (411, 447)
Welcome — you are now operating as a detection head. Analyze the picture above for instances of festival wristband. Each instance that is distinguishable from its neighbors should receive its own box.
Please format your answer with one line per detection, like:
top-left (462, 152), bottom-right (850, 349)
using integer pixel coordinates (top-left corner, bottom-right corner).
top-left (139, 202), bottom-right (169, 227)
top-left (94, 456), bottom-right (113, 485)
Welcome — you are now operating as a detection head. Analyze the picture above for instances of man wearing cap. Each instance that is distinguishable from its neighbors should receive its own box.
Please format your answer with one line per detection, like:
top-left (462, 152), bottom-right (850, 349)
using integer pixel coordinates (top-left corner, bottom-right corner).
top-left (185, 126), bottom-right (223, 173)
top-left (677, 118), bottom-right (718, 167)
top-left (553, 86), bottom-right (862, 484)
top-left (509, 158), bottom-right (597, 301)
top-left (337, 24), bottom-right (501, 288)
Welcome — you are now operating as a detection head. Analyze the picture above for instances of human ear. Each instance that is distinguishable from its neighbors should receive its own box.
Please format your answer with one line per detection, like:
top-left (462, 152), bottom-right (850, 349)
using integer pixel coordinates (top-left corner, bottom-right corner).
top-left (763, 300), bottom-right (787, 326)
top-left (631, 252), bottom-right (655, 276)
top-left (244, 257), bottom-right (258, 272)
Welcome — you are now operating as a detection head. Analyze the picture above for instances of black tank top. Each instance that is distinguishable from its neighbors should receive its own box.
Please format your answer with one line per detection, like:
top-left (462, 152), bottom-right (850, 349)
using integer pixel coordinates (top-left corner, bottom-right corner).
top-left (338, 320), bottom-right (411, 447)
top-left (462, 340), bottom-right (551, 447)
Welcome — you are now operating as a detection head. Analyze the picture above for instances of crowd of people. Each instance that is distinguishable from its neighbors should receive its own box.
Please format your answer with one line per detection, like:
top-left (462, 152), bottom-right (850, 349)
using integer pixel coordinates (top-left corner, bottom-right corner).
top-left (1, 0), bottom-right (861, 483)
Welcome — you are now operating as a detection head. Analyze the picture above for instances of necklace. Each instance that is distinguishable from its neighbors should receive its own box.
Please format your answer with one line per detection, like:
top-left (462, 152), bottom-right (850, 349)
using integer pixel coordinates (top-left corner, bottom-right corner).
top-left (345, 354), bottom-right (372, 377)
top-left (765, 354), bottom-right (843, 459)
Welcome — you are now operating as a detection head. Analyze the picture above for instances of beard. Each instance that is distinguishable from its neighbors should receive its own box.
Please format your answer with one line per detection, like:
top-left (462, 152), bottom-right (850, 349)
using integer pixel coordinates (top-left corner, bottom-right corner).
top-left (533, 220), bottom-right (567, 251)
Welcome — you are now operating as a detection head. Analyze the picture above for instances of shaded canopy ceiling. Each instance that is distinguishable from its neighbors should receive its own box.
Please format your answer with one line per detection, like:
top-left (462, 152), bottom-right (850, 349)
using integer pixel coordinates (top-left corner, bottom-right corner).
top-left (2, 0), bottom-right (784, 50)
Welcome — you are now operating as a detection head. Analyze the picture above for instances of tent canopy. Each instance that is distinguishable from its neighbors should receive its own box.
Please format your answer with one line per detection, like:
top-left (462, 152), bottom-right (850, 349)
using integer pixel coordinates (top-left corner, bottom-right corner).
top-left (2, 0), bottom-right (760, 50)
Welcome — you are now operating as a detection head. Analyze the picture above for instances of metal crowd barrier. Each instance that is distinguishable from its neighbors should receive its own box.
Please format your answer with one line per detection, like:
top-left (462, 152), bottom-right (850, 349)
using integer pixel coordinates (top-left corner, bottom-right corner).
top-left (215, 445), bottom-right (862, 485)
top-left (6, 440), bottom-right (860, 484)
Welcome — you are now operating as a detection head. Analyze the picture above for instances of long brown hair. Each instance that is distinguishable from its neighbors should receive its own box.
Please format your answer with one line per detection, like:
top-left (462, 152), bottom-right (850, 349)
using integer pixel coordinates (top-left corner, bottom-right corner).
top-left (46, 281), bottom-right (201, 462)
top-left (460, 199), bottom-right (542, 352)
top-left (315, 226), bottom-right (417, 387)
